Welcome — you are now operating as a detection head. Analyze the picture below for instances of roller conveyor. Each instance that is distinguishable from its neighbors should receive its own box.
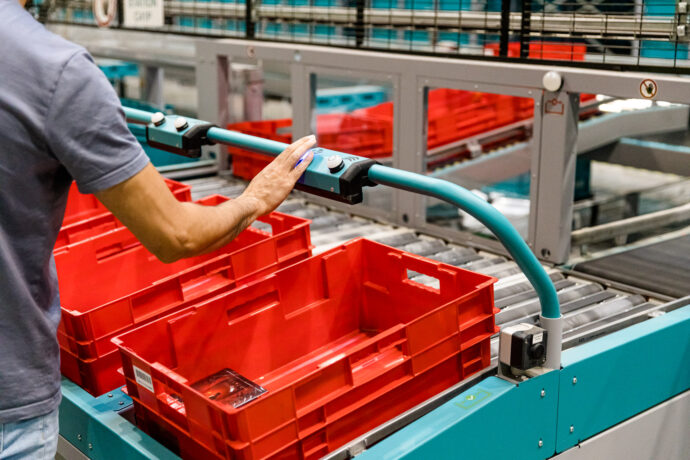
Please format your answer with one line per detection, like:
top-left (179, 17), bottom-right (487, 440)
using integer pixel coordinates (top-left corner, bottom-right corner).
top-left (188, 174), bottom-right (665, 343)
top-left (496, 278), bottom-right (574, 309)
top-left (574, 235), bottom-right (690, 298)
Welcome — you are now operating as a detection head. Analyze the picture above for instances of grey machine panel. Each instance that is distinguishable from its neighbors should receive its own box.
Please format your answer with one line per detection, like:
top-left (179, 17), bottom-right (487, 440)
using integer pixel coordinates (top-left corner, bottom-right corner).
top-left (552, 389), bottom-right (690, 460)
top-left (574, 235), bottom-right (690, 298)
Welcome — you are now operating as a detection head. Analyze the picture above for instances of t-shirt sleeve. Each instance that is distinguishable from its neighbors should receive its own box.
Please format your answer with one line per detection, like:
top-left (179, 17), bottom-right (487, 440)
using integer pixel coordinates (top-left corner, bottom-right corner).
top-left (45, 51), bottom-right (150, 194)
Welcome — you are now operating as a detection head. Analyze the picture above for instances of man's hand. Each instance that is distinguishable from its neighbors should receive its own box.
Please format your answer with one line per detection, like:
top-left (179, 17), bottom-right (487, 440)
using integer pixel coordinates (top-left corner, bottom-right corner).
top-left (239, 135), bottom-right (315, 218)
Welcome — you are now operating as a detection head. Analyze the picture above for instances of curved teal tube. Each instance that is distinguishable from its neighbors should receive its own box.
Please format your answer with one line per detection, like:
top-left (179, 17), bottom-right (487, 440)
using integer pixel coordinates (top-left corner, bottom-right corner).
top-left (368, 164), bottom-right (561, 319)
top-left (122, 107), bottom-right (154, 124)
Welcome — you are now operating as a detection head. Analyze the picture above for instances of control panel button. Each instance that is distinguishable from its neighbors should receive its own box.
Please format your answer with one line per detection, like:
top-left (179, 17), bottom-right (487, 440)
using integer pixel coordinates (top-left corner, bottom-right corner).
top-left (327, 155), bottom-right (344, 173)
top-left (174, 117), bottom-right (189, 131)
top-left (151, 112), bottom-right (166, 126)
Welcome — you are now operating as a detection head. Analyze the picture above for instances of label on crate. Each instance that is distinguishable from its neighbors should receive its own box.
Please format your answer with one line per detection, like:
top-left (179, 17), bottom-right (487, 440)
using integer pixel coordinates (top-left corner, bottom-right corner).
top-left (133, 365), bottom-right (155, 393)
top-left (122, 0), bottom-right (163, 28)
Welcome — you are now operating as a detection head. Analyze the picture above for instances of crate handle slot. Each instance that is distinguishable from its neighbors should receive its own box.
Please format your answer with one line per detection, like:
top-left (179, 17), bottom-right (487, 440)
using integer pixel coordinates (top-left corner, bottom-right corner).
top-left (405, 269), bottom-right (440, 293)
top-left (397, 252), bottom-right (453, 294)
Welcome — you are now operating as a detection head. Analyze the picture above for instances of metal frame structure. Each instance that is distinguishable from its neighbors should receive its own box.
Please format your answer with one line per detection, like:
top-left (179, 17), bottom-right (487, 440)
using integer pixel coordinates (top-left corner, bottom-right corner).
top-left (47, 23), bottom-right (690, 264)
top-left (194, 35), bottom-right (690, 264)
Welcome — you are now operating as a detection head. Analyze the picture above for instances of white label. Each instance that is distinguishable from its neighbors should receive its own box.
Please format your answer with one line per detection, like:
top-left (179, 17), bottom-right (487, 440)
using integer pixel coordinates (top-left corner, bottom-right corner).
top-left (533, 332), bottom-right (544, 344)
top-left (133, 365), bottom-right (155, 393)
top-left (123, 0), bottom-right (164, 28)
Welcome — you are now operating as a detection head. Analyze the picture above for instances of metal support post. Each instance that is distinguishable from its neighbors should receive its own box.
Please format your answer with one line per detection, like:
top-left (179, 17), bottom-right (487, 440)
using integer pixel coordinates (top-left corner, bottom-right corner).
top-left (195, 48), bottom-right (230, 169)
top-left (242, 67), bottom-right (264, 121)
top-left (290, 63), bottom-right (313, 140)
top-left (392, 75), bottom-right (426, 227)
top-left (530, 91), bottom-right (579, 264)
top-left (141, 65), bottom-right (164, 108)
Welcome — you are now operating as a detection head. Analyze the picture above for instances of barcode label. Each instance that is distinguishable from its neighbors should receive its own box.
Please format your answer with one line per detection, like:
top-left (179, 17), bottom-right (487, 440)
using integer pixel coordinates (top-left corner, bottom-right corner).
top-left (133, 365), bottom-right (155, 393)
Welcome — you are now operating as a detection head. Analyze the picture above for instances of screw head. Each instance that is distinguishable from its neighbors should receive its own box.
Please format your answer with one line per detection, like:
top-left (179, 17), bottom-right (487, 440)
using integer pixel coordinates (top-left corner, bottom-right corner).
top-left (570, 425), bottom-right (575, 433)
top-left (538, 439), bottom-right (543, 448)
top-left (119, 401), bottom-right (124, 406)
top-left (107, 393), bottom-right (113, 398)
top-left (174, 117), bottom-right (189, 131)
top-left (151, 112), bottom-right (166, 126)
top-left (88, 443), bottom-right (93, 450)
top-left (540, 389), bottom-right (546, 398)
top-left (77, 434), bottom-right (82, 441)
top-left (572, 377), bottom-right (578, 385)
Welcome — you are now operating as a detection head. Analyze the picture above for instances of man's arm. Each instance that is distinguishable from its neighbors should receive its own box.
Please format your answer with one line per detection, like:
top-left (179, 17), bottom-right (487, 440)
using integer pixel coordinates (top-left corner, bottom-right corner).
top-left (95, 136), bottom-right (315, 263)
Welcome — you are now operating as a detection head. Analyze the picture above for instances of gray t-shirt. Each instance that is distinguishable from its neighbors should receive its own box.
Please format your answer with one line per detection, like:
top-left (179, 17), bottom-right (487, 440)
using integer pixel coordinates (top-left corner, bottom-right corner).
top-left (0, 1), bottom-right (150, 422)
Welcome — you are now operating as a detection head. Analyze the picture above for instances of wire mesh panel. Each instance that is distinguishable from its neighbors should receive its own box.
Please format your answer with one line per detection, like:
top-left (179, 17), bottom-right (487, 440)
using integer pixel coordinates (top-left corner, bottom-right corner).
top-left (42, 0), bottom-right (689, 71)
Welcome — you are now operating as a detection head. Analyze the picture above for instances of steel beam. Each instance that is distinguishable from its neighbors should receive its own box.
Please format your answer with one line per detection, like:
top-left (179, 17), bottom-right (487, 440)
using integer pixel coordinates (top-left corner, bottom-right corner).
top-left (587, 137), bottom-right (690, 176)
top-left (141, 65), bottom-right (164, 108)
top-left (577, 105), bottom-right (689, 154)
top-left (194, 38), bottom-right (690, 105)
top-left (571, 202), bottom-right (690, 246)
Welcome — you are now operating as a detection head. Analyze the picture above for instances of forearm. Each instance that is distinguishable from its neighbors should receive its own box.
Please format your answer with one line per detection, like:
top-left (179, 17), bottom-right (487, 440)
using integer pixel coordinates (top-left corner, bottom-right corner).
top-left (172, 195), bottom-right (260, 259)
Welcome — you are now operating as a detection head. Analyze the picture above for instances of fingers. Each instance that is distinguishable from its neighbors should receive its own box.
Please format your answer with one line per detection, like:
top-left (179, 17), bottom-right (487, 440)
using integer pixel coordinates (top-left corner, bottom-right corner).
top-left (275, 135), bottom-right (313, 164)
top-left (286, 135), bottom-right (317, 168)
top-left (289, 149), bottom-right (313, 180)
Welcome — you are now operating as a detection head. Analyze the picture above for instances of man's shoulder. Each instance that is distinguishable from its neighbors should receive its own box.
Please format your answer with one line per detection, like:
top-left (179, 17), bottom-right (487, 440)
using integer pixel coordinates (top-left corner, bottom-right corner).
top-left (0, 2), bottom-right (86, 72)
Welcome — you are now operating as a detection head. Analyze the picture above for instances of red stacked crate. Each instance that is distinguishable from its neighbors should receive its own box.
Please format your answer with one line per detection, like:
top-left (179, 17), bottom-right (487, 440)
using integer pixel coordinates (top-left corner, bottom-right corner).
top-left (56, 193), bottom-right (313, 396)
top-left (62, 178), bottom-right (191, 227)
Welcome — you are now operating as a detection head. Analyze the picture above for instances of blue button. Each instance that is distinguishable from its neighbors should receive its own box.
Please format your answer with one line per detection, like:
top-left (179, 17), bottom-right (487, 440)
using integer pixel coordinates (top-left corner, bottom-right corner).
top-left (295, 148), bottom-right (316, 168)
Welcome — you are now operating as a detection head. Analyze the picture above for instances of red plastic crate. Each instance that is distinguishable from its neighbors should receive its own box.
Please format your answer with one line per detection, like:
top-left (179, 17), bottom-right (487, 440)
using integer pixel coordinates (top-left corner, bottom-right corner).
top-left (484, 42), bottom-right (587, 61)
top-left (57, 195), bottom-right (312, 395)
top-left (62, 178), bottom-right (192, 227)
top-left (228, 113), bottom-right (393, 180)
top-left (59, 345), bottom-right (124, 397)
top-left (114, 238), bottom-right (498, 459)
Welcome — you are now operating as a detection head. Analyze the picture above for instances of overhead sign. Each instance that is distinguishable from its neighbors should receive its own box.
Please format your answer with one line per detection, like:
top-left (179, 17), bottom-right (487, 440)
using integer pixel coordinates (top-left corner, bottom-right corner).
top-left (123, 0), bottom-right (164, 28)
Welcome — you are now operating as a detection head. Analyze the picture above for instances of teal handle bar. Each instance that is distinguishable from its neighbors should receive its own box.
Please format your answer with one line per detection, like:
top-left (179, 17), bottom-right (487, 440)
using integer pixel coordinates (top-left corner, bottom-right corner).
top-left (122, 106), bottom-right (561, 321)
top-left (207, 127), bottom-right (286, 156)
top-left (367, 165), bottom-right (560, 319)
top-left (123, 107), bottom-right (156, 124)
